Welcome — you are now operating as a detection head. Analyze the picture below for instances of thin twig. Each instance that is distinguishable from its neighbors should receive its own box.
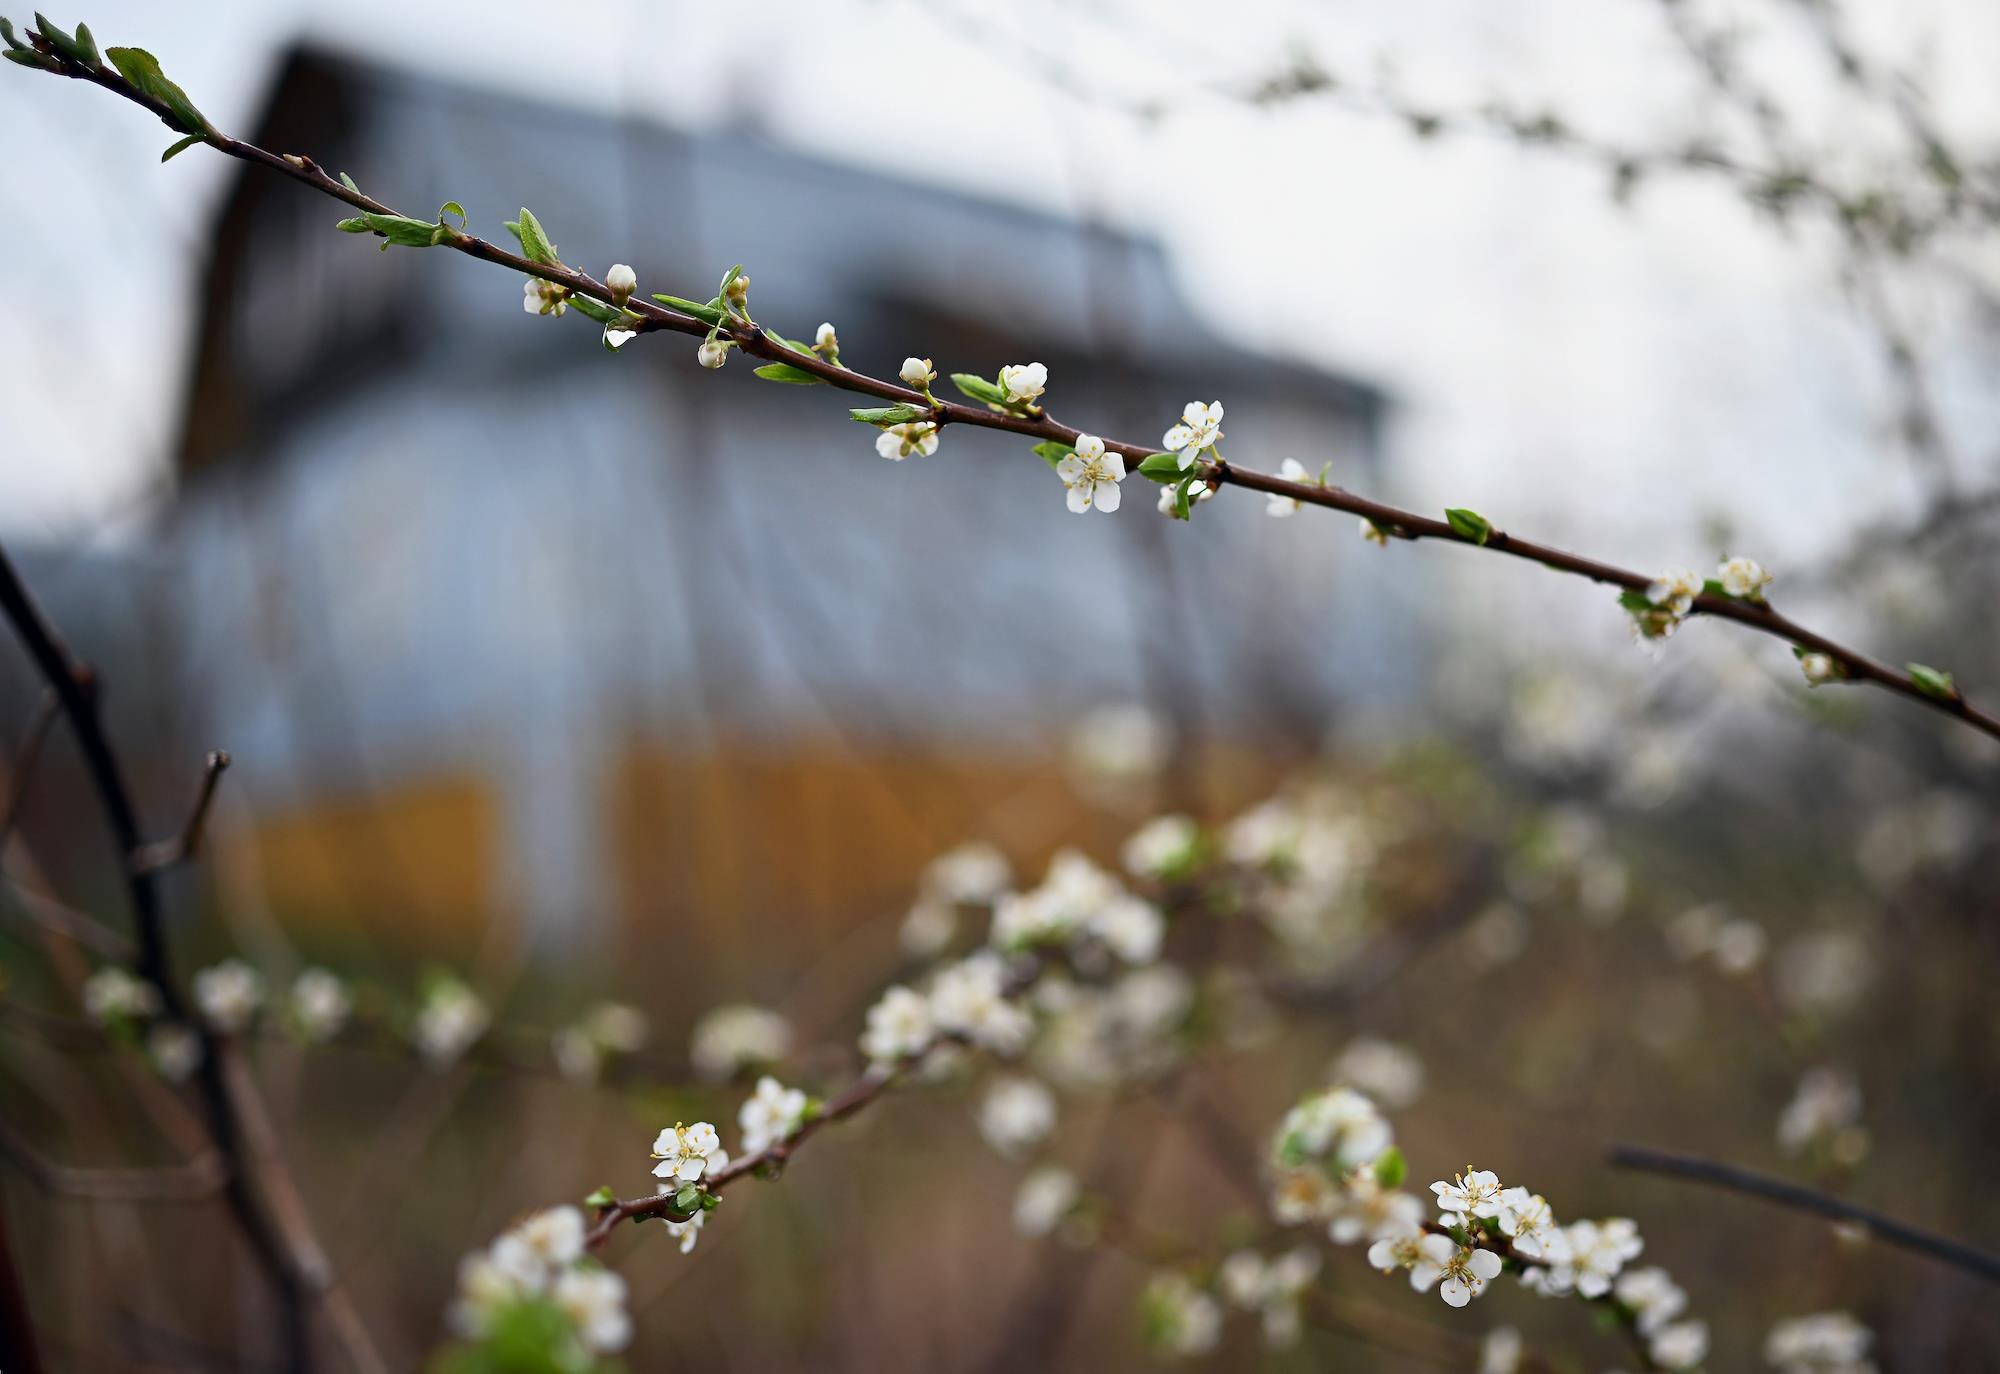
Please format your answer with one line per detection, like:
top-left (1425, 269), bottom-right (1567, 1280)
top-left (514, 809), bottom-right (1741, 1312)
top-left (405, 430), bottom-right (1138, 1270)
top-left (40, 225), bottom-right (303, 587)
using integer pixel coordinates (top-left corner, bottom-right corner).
top-left (14, 37), bottom-right (2000, 745)
top-left (0, 1116), bottom-right (227, 1202)
top-left (1610, 1143), bottom-right (2000, 1283)
top-left (129, 750), bottom-right (230, 874)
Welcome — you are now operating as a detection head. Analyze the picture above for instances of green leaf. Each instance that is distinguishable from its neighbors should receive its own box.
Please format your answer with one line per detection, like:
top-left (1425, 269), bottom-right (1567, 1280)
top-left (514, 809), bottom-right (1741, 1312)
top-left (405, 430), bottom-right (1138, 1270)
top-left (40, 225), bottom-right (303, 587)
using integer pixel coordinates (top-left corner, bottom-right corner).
top-left (951, 373), bottom-right (1008, 405)
top-left (335, 211), bottom-right (446, 249)
top-left (718, 263), bottom-right (744, 297)
top-left (849, 404), bottom-right (927, 426)
top-left (0, 17), bottom-right (18, 49)
top-left (1702, 577), bottom-right (1728, 597)
top-left (503, 206), bottom-right (560, 266)
top-left (1908, 663), bottom-right (1957, 700)
top-left (1173, 475), bottom-right (1198, 521)
top-left (2, 47), bottom-right (55, 68)
top-left (698, 1191), bottom-right (720, 1211)
top-left (583, 1185), bottom-right (615, 1208)
top-left (71, 20), bottom-right (95, 65)
top-left (1372, 1146), bottom-right (1407, 1190)
top-left (1136, 452), bottom-right (1186, 483)
top-left (338, 171), bottom-right (360, 195)
top-left (105, 46), bottom-right (208, 135)
top-left (1444, 507), bottom-right (1493, 545)
top-left (651, 293), bottom-right (726, 327)
top-left (673, 1184), bottom-right (700, 1213)
top-left (1031, 440), bottom-right (1074, 471)
top-left (754, 361), bottom-right (824, 385)
top-left (160, 133), bottom-right (205, 162)
top-left (1616, 589), bottom-right (1653, 613)
top-left (34, 13), bottom-right (91, 66)
top-left (566, 293), bottom-right (619, 325)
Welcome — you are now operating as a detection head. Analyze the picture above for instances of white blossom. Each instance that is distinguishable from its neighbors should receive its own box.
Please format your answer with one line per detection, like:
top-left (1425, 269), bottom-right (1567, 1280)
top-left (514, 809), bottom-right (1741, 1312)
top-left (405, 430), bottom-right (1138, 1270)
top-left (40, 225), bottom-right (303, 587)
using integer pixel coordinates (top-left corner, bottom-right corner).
top-left (1777, 1067), bottom-right (1866, 1160)
top-left (1366, 1229), bottom-right (1427, 1275)
top-left (1161, 401), bottom-right (1223, 469)
top-left (1157, 479), bottom-right (1214, 513)
top-left (1480, 1326), bottom-right (1523, 1374)
top-left (1056, 434), bottom-right (1125, 514)
top-left (814, 321), bottom-right (838, 351)
top-left (1765, 1311), bottom-right (1875, 1373)
top-left (1799, 652), bottom-right (1842, 687)
top-left (1614, 1266), bottom-right (1688, 1336)
top-left (414, 978), bottom-right (488, 1067)
top-left (900, 899), bottom-right (957, 959)
top-left (1012, 1165), bottom-right (1079, 1237)
top-left (1496, 1188), bottom-right (1569, 1263)
top-left (82, 966), bottom-right (159, 1025)
top-left (1123, 814), bottom-right (1200, 880)
top-left (924, 841), bottom-right (1012, 904)
top-left (1000, 361), bottom-right (1048, 403)
top-left (1327, 1168), bottom-right (1424, 1245)
top-left (1266, 458), bottom-right (1309, 517)
top-left (289, 967), bottom-right (351, 1042)
top-left (193, 959), bottom-right (263, 1034)
top-left (553, 1266), bottom-right (631, 1354)
top-left (1431, 1168), bottom-right (1504, 1222)
top-left (661, 1207), bottom-right (705, 1254)
top-left (522, 277), bottom-right (567, 316)
top-left (899, 356), bottom-right (936, 387)
top-left (691, 1003), bottom-right (792, 1080)
top-left (696, 338), bottom-right (728, 368)
top-left (1089, 895), bottom-right (1164, 965)
top-left (1718, 555), bottom-right (1772, 600)
top-left (553, 1027), bottom-right (602, 1082)
top-left (1277, 1088), bottom-right (1393, 1170)
top-left (860, 984), bottom-right (933, 1064)
top-left (737, 1075), bottom-right (808, 1155)
top-left (604, 263), bottom-right (636, 304)
top-left (929, 951), bottom-right (1031, 1054)
top-left (651, 1120), bottom-right (722, 1183)
top-left (1650, 1319), bottom-right (1709, 1370)
top-left (1140, 1272), bottom-right (1222, 1357)
top-left (1331, 1037), bottom-right (1425, 1109)
top-left (1409, 1234), bottom-right (1503, 1307)
top-left (876, 421), bottom-right (940, 460)
top-left (1559, 1217), bottom-right (1643, 1297)
top-left (1068, 702), bottom-right (1172, 785)
top-left (978, 1075), bottom-right (1056, 1156)
top-left (450, 1249), bottom-right (527, 1337)
top-left (511, 1206), bottom-right (586, 1272)
top-left (147, 1022), bottom-right (203, 1082)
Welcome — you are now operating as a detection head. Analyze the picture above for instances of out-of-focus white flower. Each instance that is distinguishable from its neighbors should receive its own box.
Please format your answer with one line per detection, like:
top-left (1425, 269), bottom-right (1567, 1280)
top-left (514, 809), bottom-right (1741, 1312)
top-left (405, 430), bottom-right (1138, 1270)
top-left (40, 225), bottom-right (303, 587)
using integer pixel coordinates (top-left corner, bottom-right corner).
top-left (1409, 1234), bottom-right (1503, 1307)
top-left (860, 985), bottom-right (933, 1064)
top-left (1764, 1311), bottom-right (1874, 1373)
top-left (1327, 1168), bottom-right (1424, 1245)
top-left (1480, 1326), bottom-right (1523, 1374)
top-left (661, 1206), bottom-right (705, 1254)
top-left (147, 1022), bottom-right (203, 1082)
top-left (1718, 555), bottom-right (1772, 600)
top-left (1140, 1272), bottom-right (1222, 1357)
top-left (289, 967), bottom-right (350, 1042)
top-left (978, 1075), bottom-right (1056, 1156)
top-left (697, 338), bottom-right (728, 368)
top-left (83, 966), bottom-right (159, 1025)
top-left (1012, 1165), bottom-right (1079, 1237)
top-left (738, 1075), bottom-right (808, 1155)
top-left (1558, 1217), bottom-right (1643, 1297)
top-left (1799, 652), bottom-right (1842, 687)
top-left (924, 842), bottom-right (1012, 904)
top-left (1646, 568), bottom-right (1703, 618)
top-left (451, 1249), bottom-right (527, 1337)
top-left (1774, 930), bottom-right (1871, 1019)
top-left (1366, 1229), bottom-right (1427, 1275)
top-left (1089, 895), bottom-right (1163, 965)
top-left (900, 899), bottom-right (957, 959)
top-left (1778, 1067), bottom-right (1867, 1162)
top-left (691, 1003), bottom-right (792, 1081)
top-left (1332, 1038), bottom-right (1425, 1109)
top-left (1217, 1247), bottom-right (1319, 1349)
top-left (1158, 479), bottom-right (1215, 513)
top-left (1056, 434), bottom-right (1125, 514)
top-left (583, 1002), bottom-right (648, 1054)
top-left (512, 1206), bottom-right (586, 1272)
top-left (1225, 798), bottom-right (1301, 869)
top-left (651, 1121), bottom-right (722, 1183)
top-left (1614, 1266), bottom-right (1688, 1336)
top-left (1650, 1319), bottom-right (1709, 1370)
top-left (1496, 1188), bottom-right (1569, 1263)
top-left (1161, 401), bottom-right (1224, 469)
top-left (900, 356), bottom-right (936, 387)
top-left (522, 277), bottom-right (567, 316)
top-left (1712, 918), bottom-right (1767, 974)
top-left (553, 1027), bottom-right (602, 1082)
top-left (1277, 1088), bottom-right (1393, 1171)
top-left (194, 959), bottom-right (263, 1034)
top-left (553, 1266), bottom-right (631, 1353)
top-left (1123, 815), bottom-right (1201, 880)
top-left (1000, 361), bottom-right (1048, 403)
top-left (1431, 1168), bottom-right (1504, 1222)
top-left (876, 421), bottom-right (940, 460)
top-left (1067, 702), bottom-right (1172, 787)
top-left (414, 977), bottom-right (488, 1067)
top-left (1266, 458), bottom-right (1309, 517)
top-left (604, 263), bottom-right (637, 305)
top-left (929, 952), bottom-right (1030, 1055)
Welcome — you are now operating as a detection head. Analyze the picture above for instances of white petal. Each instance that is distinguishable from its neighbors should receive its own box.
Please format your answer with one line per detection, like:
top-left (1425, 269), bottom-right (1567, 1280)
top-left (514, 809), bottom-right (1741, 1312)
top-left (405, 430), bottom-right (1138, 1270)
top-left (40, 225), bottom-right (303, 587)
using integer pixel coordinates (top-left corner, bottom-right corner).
top-left (1095, 480), bottom-right (1122, 513)
top-left (1440, 1276), bottom-right (1472, 1307)
top-left (1066, 485), bottom-right (1090, 513)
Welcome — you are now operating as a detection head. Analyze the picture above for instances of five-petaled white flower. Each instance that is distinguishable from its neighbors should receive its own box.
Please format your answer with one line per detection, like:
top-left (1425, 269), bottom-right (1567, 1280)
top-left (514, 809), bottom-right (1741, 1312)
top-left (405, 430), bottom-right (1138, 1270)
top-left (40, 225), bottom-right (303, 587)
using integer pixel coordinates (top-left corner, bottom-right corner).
top-left (861, 984), bottom-right (934, 1064)
top-left (553, 1266), bottom-right (632, 1353)
top-left (1408, 1234), bottom-right (1502, 1307)
top-left (651, 1120), bottom-right (722, 1183)
top-left (1496, 1187), bottom-right (1569, 1262)
top-left (1366, 1229), bottom-right (1426, 1275)
top-left (1267, 459), bottom-right (1309, 517)
top-left (1561, 1217), bottom-right (1643, 1297)
top-left (604, 263), bottom-right (637, 304)
top-left (738, 1075), bottom-right (808, 1155)
top-left (877, 422), bottom-right (940, 461)
top-left (1057, 434), bottom-right (1125, 514)
top-left (1718, 555), bottom-right (1772, 600)
top-left (900, 357), bottom-right (936, 387)
top-left (1161, 401), bottom-right (1224, 469)
top-left (930, 952), bottom-right (1031, 1054)
top-left (1614, 1266), bottom-right (1688, 1336)
top-left (1000, 362), bottom-right (1048, 404)
top-left (1431, 1168), bottom-right (1504, 1221)
top-left (522, 277), bottom-right (567, 316)
top-left (194, 959), bottom-right (263, 1034)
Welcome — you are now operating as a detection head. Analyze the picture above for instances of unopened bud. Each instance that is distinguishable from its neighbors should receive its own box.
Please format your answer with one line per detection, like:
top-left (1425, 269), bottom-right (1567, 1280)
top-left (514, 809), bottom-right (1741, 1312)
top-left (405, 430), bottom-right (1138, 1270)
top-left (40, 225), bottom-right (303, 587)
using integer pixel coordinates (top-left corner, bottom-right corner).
top-left (697, 339), bottom-right (729, 369)
top-left (900, 357), bottom-right (936, 387)
top-left (605, 263), bottom-right (637, 305)
top-left (815, 322), bottom-right (838, 351)
top-left (725, 273), bottom-right (750, 304)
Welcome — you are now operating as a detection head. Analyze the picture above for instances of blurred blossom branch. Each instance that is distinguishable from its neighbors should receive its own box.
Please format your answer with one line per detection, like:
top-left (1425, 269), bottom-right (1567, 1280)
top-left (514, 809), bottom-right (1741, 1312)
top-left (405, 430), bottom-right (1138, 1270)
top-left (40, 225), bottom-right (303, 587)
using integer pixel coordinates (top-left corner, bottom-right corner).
top-left (7, 20), bottom-right (1998, 745)
top-left (1610, 1142), bottom-right (2000, 1283)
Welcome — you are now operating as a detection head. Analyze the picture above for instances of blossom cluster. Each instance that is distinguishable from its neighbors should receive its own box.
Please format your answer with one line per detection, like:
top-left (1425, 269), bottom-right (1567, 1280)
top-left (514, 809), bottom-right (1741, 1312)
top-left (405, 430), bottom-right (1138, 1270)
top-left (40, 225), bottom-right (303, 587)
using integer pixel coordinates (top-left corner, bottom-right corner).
top-left (1630, 555), bottom-right (1772, 641)
top-left (449, 1205), bottom-right (631, 1370)
top-left (81, 960), bottom-right (360, 1081)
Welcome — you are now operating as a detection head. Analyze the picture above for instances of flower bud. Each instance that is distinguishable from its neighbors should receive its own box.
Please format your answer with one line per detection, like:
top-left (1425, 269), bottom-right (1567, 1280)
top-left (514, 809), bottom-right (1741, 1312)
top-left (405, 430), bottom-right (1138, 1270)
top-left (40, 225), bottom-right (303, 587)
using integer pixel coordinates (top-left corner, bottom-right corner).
top-left (697, 339), bottom-right (729, 369)
top-left (605, 263), bottom-right (637, 305)
top-left (815, 322), bottom-right (838, 350)
top-left (900, 357), bottom-right (936, 387)
top-left (725, 273), bottom-right (750, 304)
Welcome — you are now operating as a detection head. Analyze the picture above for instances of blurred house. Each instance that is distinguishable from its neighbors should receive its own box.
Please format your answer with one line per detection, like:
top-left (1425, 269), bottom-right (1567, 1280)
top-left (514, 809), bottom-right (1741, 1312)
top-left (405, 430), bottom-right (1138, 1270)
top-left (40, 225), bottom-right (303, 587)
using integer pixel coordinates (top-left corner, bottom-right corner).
top-left (150, 49), bottom-right (1409, 959)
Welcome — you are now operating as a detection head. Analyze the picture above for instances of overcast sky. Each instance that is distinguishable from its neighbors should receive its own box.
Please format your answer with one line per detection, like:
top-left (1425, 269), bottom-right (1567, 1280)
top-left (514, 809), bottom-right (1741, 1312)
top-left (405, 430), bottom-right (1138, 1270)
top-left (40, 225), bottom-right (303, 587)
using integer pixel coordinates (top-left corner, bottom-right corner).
top-left (3, 0), bottom-right (1995, 587)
